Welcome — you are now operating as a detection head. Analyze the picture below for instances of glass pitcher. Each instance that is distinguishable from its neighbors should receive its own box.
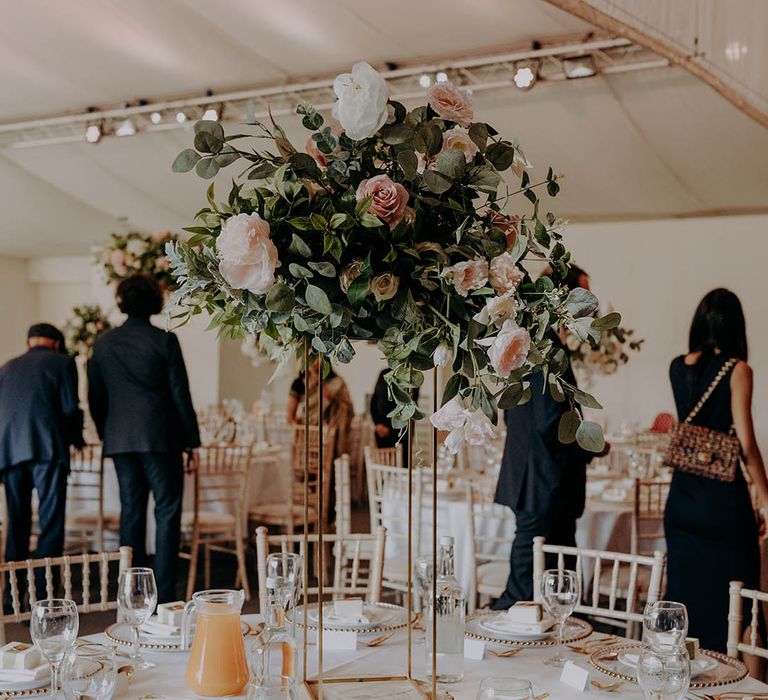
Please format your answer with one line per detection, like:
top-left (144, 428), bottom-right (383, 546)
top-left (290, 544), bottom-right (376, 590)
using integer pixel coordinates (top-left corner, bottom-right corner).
top-left (181, 589), bottom-right (249, 697)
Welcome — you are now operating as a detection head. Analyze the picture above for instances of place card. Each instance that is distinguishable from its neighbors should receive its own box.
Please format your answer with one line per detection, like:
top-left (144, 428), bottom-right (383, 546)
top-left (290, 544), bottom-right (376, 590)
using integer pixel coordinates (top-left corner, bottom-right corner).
top-left (333, 599), bottom-right (364, 619)
top-left (322, 629), bottom-right (358, 651)
top-left (463, 638), bottom-right (486, 660)
top-left (157, 601), bottom-right (186, 627)
top-left (0, 642), bottom-right (41, 670)
top-left (560, 660), bottom-right (590, 691)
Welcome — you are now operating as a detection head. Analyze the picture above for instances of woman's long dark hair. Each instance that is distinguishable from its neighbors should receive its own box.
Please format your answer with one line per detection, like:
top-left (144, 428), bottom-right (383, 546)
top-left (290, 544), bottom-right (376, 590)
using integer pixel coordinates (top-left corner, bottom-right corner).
top-left (688, 288), bottom-right (748, 363)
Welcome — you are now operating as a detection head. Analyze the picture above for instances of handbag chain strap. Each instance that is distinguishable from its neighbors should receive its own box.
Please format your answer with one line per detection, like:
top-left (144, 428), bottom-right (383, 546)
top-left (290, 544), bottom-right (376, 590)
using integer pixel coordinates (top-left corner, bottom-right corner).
top-left (684, 357), bottom-right (738, 424)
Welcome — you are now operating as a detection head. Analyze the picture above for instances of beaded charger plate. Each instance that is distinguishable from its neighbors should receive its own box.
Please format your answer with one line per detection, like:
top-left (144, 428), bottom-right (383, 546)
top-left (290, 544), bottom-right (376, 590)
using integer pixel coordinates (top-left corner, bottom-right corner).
top-left (289, 602), bottom-right (415, 634)
top-left (104, 620), bottom-right (252, 652)
top-left (465, 611), bottom-right (592, 647)
top-left (0, 682), bottom-right (50, 699)
top-left (589, 643), bottom-right (748, 689)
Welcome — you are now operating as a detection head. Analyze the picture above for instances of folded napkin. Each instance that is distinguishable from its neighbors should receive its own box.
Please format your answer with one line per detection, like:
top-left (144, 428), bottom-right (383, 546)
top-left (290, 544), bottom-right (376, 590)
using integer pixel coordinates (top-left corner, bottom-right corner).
top-left (141, 617), bottom-right (180, 637)
top-left (490, 612), bottom-right (554, 634)
top-left (0, 664), bottom-right (50, 683)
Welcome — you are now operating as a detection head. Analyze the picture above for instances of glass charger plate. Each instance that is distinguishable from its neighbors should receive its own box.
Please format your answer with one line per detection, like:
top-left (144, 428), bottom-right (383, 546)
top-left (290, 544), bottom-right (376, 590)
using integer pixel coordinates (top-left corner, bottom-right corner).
top-left (589, 643), bottom-right (748, 689)
top-left (0, 685), bottom-right (50, 698)
top-left (104, 619), bottom-right (252, 652)
top-left (465, 612), bottom-right (592, 647)
top-left (289, 602), bottom-right (415, 634)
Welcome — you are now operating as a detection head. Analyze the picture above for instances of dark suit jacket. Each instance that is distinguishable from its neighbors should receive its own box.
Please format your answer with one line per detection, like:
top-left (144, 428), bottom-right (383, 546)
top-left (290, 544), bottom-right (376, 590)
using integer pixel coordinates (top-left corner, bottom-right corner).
top-left (88, 317), bottom-right (200, 456)
top-left (0, 347), bottom-right (82, 471)
top-left (495, 342), bottom-right (590, 518)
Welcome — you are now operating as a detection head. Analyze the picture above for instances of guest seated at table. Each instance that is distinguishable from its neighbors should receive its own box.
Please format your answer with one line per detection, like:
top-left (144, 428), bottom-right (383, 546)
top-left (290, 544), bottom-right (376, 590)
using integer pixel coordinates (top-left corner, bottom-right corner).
top-left (287, 360), bottom-right (354, 458)
top-left (0, 323), bottom-right (82, 572)
top-left (88, 274), bottom-right (200, 603)
top-left (665, 289), bottom-right (768, 663)
top-left (492, 264), bottom-right (601, 609)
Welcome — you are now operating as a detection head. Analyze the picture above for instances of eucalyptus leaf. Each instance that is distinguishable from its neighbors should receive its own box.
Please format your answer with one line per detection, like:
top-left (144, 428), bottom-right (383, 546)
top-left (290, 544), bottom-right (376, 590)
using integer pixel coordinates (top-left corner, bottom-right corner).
top-left (423, 169), bottom-right (452, 194)
top-left (305, 284), bottom-right (332, 315)
top-left (576, 420), bottom-right (605, 453)
top-left (172, 149), bottom-right (201, 173)
top-left (265, 283), bottom-right (295, 313)
top-left (195, 158), bottom-right (220, 179)
top-left (307, 261), bottom-right (336, 277)
top-left (381, 123), bottom-right (414, 145)
top-left (486, 143), bottom-right (516, 171)
top-left (592, 312), bottom-right (622, 331)
top-left (498, 383), bottom-right (524, 409)
top-left (571, 387), bottom-right (603, 410)
top-left (565, 287), bottom-right (599, 319)
top-left (288, 233), bottom-right (312, 258)
top-left (435, 149), bottom-right (466, 179)
top-left (397, 150), bottom-right (418, 179)
top-left (558, 410), bottom-right (580, 444)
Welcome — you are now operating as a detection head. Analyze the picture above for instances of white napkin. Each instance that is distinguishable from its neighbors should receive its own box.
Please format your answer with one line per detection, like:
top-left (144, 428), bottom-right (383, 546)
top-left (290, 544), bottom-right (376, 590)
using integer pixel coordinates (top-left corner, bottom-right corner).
top-left (141, 617), bottom-right (180, 637)
top-left (490, 612), bottom-right (554, 634)
top-left (0, 664), bottom-right (50, 682)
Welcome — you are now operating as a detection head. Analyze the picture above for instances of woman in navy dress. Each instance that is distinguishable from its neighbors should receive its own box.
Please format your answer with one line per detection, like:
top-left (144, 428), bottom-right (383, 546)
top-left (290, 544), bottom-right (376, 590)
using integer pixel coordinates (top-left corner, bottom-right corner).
top-left (665, 289), bottom-right (768, 667)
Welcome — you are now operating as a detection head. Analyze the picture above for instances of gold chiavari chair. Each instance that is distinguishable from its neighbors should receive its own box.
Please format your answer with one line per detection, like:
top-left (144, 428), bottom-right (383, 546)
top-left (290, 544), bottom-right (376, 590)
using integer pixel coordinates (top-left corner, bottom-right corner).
top-left (0, 546), bottom-right (132, 644)
top-left (180, 444), bottom-right (253, 600)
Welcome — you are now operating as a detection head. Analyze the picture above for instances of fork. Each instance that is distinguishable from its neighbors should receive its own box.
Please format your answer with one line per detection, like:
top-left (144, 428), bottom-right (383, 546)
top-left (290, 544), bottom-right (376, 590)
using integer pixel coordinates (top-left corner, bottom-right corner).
top-left (591, 679), bottom-right (623, 692)
top-left (488, 647), bottom-right (523, 658)
top-left (365, 632), bottom-right (394, 647)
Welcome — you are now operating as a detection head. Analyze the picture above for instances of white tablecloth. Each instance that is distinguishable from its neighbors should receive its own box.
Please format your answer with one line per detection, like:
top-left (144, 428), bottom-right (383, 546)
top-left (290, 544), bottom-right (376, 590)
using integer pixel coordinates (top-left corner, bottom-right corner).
top-left (85, 613), bottom-right (768, 700)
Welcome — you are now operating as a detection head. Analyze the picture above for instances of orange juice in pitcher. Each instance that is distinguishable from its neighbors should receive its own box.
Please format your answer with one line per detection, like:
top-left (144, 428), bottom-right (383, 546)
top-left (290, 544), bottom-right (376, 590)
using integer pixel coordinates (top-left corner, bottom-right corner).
top-left (181, 589), bottom-right (249, 696)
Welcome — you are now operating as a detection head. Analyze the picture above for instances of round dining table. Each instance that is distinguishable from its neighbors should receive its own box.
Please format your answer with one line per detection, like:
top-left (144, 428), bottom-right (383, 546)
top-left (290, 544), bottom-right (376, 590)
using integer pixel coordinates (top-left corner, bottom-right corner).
top-left (85, 613), bottom-right (768, 700)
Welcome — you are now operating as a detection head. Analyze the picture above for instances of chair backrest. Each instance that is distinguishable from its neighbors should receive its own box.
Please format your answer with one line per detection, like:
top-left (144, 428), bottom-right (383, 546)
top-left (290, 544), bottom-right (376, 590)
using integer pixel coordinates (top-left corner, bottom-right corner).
top-left (727, 580), bottom-right (768, 660)
top-left (264, 417), bottom-right (296, 447)
top-left (66, 444), bottom-right (106, 552)
top-left (632, 479), bottom-right (669, 555)
top-left (0, 546), bottom-right (132, 643)
top-left (291, 425), bottom-right (336, 526)
top-left (191, 444), bottom-right (253, 529)
top-left (254, 526), bottom-right (386, 613)
top-left (532, 536), bottom-right (665, 626)
top-left (364, 445), bottom-right (403, 468)
top-left (334, 454), bottom-right (352, 536)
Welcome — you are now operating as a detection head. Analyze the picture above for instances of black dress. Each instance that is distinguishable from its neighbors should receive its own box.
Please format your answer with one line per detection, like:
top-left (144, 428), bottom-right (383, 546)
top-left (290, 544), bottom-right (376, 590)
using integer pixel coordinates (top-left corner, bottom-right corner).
top-left (664, 354), bottom-right (760, 652)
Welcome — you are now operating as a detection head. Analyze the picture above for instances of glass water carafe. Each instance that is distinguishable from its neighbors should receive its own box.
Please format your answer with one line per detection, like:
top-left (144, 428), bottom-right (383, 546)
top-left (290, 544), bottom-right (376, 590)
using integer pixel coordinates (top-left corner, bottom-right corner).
top-left (251, 590), bottom-right (298, 682)
top-left (425, 536), bottom-right (465, 683)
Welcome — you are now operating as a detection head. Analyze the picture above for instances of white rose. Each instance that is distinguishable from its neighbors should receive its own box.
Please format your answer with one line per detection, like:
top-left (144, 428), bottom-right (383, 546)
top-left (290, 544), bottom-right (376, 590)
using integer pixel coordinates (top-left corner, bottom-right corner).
top-left (429, 397), bottom-right (466, 432)
top-left (444, 426), bottom-right (466, 455)
top-left (125, 238), bottom-right (148, 257)
top-left (432, 343), bottom-right (453, 368)
top-left (217, 213), bottom-right (280, 295)
top-left (485, 293), bottom-right (518, 327)
top-left (463, 409), bottom-right (496, 445)
top-left (332, 62), bottom-right (390, 141)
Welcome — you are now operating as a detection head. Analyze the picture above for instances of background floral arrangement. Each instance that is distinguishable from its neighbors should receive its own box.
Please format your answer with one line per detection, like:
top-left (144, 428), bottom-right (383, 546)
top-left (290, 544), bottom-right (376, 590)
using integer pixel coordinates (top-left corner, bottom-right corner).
top-left (167, 62), bottom-right (620, 452)
top-left (95, 231), bottom-right (176, 288)
top-left (63, 304), bottom-right (112, 357)
top-left (567, 322), bottom-right (644, 380)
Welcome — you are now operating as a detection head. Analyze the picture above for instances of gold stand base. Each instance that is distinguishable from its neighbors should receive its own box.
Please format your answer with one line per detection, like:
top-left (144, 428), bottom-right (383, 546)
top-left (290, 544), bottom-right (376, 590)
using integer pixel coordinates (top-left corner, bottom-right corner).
top-left (304, 676), bottom-right (433, 700)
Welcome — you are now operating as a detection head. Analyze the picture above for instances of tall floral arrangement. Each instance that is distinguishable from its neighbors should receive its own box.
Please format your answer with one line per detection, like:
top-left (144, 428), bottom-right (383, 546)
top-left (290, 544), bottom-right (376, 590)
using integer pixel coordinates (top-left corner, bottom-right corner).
top-left (63, 304), bottom-right (112, 357)
top-left (167, 62), bottom-right (620, 452)
top-left (95, 231), bottom-right (176, 289)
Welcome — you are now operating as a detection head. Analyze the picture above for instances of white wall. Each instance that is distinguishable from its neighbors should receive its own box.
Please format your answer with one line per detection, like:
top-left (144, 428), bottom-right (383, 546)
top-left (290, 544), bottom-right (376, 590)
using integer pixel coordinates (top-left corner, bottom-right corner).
top-left (565, 214), bottom-right (768, 447)
top-left (0, 256), bottom-right (37, 364)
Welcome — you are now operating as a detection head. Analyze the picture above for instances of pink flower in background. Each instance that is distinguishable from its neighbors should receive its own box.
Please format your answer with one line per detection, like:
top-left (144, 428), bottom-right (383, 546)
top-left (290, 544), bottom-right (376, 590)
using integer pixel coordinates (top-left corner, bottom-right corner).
top-left (216, 213), bottom-right (279, 295)
top-left (441, 126), bottom-right (478, 163)
top-left (355, 174), bottom-right (409, 227)
top-left (447, 258), bottom-right (488, 297)
top-left (486, 320), bottom-right (531, 378)
top-left (489, 252), bottom-right (525, 294)
top-left (427, 83), bottom-right (473, 127)
top-left (152, 231), bottom-right (172, 241)
top-left (109, 249), bottom-right (127, 276)
top-left (463, 410), bottom-right (496, 445)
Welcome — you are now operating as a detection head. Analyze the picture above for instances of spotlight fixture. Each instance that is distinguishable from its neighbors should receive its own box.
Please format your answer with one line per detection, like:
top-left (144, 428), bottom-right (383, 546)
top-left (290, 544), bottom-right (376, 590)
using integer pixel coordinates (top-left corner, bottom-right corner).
top-left (513, 60), bottom-right (538, 90)
top-left (202, 104), bottom-right (222, 121)
top-left (563, 54), bottom-right (596, 79)
top-left (176, 111), bottom-right (188, 124)
top-left (115, 118), bottom-right (136, 137)
top-left (84, 123), bottom-right (102, 144)
top-left (436, 71), bottom-right (448, 83)
top-left (418, 73), bottom-right (432, 88)
top-left (150, 111), bottom-right (163, 124)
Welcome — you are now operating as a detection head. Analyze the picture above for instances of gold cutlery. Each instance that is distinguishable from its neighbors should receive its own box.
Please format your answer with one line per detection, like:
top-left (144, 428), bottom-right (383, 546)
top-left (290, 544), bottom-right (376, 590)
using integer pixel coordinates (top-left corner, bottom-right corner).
top-left (534, 693), bottom-right (549, 700)
top-left (365, 632), bottom-right (394, 647)
top-left (591, 679), bottom-right (623, 692)
top-left (488, 647), bottom-right (523, 658)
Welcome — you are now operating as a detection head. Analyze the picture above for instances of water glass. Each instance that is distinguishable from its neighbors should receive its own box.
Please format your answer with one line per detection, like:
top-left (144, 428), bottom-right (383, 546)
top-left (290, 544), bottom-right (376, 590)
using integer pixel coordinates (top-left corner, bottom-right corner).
top-left (266, 553), bottom-right (302, 635)
top-left (246, 674), bottom-right (296, 700)
top-left (61, 643), bottom-right (117, 700)
top-left (117, 567), bottom-right (157, 670)
top-left (540, 569), bottom-right (580, 667)
top-left (637, 645), bottom-right (691, 700)
top-left (30, 599), bottom-right (79, 698)
top-left (643, 601), bottom-right (688, 652)
top-left (477, 677), bottom-right (535, 700)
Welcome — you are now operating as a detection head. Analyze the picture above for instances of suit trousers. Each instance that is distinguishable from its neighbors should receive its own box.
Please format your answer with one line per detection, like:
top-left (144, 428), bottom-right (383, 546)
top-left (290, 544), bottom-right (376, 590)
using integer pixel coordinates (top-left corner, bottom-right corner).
top-left (112, 452), bottom-right (183, 603)
top-left (493, 506), bottom-right (578, 609)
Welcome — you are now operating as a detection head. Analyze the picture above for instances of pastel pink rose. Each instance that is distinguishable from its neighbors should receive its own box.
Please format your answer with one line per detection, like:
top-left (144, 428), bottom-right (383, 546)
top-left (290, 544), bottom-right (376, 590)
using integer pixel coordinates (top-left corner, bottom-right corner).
top-left (109, 249), bottom-right (125, 271)
top-left (463, 410), bottom-right (496, 445)
top-left (448, 258), bottom-right (488, 297)
top-left (426, 83), bottom-right (473, 127)
top-left (355, 174), bottom-right (409, 228)
top-left (216, 213), bottom-right (280, 295)
top-left (442, 126), bottom-right (478, 163)
top-left (489, 252), bottom-right (525, 294)
top-left (485, 293), bottom-right (519, 327)
top-left (429, 397), bottom-right (466, 432)
top-left (486, 320), bottom-right (531, 378)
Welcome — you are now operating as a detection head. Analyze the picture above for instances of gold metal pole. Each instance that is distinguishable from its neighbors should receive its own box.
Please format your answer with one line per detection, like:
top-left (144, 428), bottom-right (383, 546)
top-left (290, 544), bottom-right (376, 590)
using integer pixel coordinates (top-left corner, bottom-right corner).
top-left (317, 359), bottom-right (324, 700)
top-left (431, 369), bottom-right (438, 699)
top-left (406, 407), bottom-right (414, 680)
top-left (303, 343), bottom-right (310, 683)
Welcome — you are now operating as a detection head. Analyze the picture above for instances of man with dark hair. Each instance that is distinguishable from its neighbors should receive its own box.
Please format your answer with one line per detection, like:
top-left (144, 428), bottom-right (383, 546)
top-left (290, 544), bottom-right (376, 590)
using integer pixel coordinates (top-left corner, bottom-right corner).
top-left (0, 323), bottom-right (83, 565)
top-left (88, 275), bottom-right (200, 602)
top-left (492, 264), bottom-right (596, 608)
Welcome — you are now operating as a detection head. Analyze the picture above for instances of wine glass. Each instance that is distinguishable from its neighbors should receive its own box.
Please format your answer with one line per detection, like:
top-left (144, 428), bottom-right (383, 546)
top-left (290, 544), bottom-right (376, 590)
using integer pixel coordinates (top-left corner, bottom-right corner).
top-left (540, 569), bottom-right (580, 667)
top-left (30, 599), bottom-right (79, 698)
top-left (637, 645), bottom-right (691, 700)
top-left (266, 553), bottom-right (302, 635)
top-left (61, 643), bottom-right (116, 700)
top-left (414, 555), bottom-right (433, 613)
top-left (117, 567), bottom-right (157, 670)
top-left (246, 674), bottom-right (296, 700)
top-left (643, 601), bottom-right (688, 652)
top-left (477, 677), bottom-right (535, 700)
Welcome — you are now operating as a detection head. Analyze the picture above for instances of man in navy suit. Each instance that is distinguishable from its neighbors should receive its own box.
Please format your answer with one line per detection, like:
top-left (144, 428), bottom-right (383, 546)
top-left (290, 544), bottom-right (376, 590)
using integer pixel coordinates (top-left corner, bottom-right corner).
top-left (88, 275), bottom-right (200, 602)
top-left (0, 323), bottom-right (83, 564)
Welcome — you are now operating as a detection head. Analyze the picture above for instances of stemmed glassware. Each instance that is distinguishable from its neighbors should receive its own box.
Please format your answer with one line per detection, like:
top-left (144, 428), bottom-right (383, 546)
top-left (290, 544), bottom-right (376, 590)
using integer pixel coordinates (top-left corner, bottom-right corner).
top-left (266, 553), bottom-right (302, 636)
top-left (117, 567), bottom-right (157, 670)
top-left (637, 645), bottom-right (691, 700)
top-left (540, 569), bottom-right (580, 667)
top-left (643, 601), bottom-right (689, 653)
top-left (477, 677), bottom-right (535, 700)
top-left (60, 643), bottom-right (117, 700)
top-left (246, 674), bottom-right (296, 700)
top-left (30, 599), bottom-right (79, 698)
